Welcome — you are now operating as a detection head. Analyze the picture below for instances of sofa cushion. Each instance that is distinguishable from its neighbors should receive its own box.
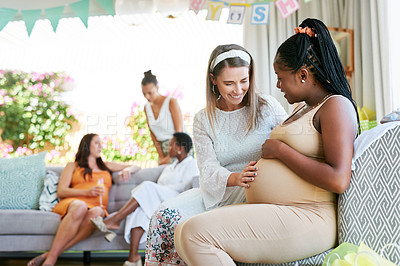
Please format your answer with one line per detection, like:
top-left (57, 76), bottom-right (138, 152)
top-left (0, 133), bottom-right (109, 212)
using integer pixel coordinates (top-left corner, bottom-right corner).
top-left (39, 170), bottom-right (60, 211)
top-left (338, 124), bottom-right (400, 264)
top-left (0, 152), bottom-right (46, 209)
top-left (0, 209), bottom-right (60, 235)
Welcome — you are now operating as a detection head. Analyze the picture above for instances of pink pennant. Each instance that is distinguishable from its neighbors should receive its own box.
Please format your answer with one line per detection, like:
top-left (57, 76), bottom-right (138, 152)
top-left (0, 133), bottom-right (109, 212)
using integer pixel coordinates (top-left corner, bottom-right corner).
top-left (275, 0), bottom-right (300, 19)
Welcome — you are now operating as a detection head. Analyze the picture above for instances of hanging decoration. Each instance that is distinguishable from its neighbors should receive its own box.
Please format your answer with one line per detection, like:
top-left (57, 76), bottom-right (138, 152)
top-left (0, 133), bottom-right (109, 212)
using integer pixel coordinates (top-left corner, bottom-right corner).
top-left (69, 0), bottom-right (90, 28)
top-left (44, 6), bottom-right (65, 32)
top-left (96, 0), bottom-right (115, 15)
top-left (0, 0), bottom-right (314, 37)
top-left (0, 8), bottom-right (18, 32)
top-left (206, 1), bottom-right (225, 21)
top-left (251, 2), bottom-right (271, 25)
top-left (21, 9), bottom-right (42, 36)
top-left (155, 0), bottom-right (188, 17)
top-left (275, 0), bottom-right (300, 19)
top-left (227, 4), bottom-right (248, 25)
top-left (189, 0), bottom-right (206, 14)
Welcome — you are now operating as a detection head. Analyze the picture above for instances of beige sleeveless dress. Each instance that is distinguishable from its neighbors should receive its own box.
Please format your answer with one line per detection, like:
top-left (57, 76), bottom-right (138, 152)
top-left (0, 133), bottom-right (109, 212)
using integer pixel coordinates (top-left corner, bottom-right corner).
top-left (246, 96), bottom-right (336, 205)
top-left (175, 96), bottom-right (340, 264)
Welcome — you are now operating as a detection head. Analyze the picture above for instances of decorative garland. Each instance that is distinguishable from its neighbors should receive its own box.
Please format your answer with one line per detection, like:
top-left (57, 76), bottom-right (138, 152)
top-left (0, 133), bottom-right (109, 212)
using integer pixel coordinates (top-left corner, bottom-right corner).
top-left (0, 0), bottom-right (313, 37)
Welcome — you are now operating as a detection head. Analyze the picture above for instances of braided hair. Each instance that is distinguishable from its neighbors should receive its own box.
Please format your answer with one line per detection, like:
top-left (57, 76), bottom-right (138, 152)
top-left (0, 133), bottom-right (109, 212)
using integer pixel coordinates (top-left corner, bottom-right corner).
top-left (275, 18), bottom-right (359, 132)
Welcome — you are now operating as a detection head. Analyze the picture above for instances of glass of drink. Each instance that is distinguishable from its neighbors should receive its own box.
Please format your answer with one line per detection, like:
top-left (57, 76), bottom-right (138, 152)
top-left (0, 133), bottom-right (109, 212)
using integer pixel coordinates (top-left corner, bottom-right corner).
top-left (97, 178), bottom-right (104, 207)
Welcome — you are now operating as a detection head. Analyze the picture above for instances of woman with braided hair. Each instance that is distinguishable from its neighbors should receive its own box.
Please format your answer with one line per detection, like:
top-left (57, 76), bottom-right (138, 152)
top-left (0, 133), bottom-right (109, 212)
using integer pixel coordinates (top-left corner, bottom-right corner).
top-left (174, 18), bottom-right (359, 265)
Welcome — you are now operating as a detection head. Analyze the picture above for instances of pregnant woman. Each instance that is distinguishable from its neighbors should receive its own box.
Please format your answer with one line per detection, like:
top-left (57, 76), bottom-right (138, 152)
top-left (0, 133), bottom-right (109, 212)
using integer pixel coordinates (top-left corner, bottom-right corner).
top-left (174, 18), bottom-right (359, 265)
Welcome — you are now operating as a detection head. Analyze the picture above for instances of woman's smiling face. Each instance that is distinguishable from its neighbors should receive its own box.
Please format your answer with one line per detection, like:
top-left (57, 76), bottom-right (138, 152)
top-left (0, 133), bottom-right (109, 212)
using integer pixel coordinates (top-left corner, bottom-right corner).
top-left (212, 66), bottom-right (249, 111)
top-left (273, 62), bottom-right (302, 104)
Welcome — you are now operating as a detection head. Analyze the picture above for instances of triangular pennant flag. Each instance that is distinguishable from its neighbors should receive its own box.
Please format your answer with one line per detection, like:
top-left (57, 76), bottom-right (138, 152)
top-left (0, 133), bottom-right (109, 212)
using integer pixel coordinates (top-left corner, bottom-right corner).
top-left (275, 0), bottom-right (300, 19)
top-left (96, 0), bottom-right (115, 16)
top-left (21, 9), bottom-right (42, 37)
top-left (45, 6), bottom-right (65, 32)
top-left (189, 0), bottom-right (206, 14)
top-left (0, 8), bottom-right (18, 32)
top-left (206, 1), bottom-right (224, 21)
top-left (227, 4), bottom-right (246, 25)
top-left (70, 0), bottom-right (90, 28)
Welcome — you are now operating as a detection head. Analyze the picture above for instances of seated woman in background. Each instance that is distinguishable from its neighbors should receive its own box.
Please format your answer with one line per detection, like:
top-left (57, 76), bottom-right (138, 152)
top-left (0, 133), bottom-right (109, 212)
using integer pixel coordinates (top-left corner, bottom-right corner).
top-left (142, 70), bottom-right (184, 165)
top-left (174, 18), bottom-right (359, 265)
top-left (91, 132), bottom-right (199, 266)
top-left (27, 133), bottom-right (140, 266)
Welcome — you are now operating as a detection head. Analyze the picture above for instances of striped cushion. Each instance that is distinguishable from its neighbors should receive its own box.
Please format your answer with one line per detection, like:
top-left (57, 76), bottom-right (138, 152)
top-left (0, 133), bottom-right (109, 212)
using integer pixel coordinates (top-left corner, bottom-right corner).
top-left (338, 125), bottom-right (400, 264)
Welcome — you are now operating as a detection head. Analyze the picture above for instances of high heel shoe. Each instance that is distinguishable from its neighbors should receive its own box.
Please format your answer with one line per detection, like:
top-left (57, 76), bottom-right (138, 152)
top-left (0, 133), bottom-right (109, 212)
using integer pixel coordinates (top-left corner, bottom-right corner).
top-left (90, 216), bottom-right (116, 242)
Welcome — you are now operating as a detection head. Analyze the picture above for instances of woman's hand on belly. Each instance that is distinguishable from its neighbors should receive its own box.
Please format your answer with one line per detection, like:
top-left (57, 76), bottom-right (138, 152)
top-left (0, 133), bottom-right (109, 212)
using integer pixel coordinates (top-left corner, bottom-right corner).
top-left (227, 161), bottom-right (258, 188)
top-left (262, 139), bottom-right (284, 159)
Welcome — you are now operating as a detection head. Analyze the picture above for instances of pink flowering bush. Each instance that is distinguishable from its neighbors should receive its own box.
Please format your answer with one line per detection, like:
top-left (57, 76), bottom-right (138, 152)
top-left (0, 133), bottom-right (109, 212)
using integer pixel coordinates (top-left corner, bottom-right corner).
top-left (0, 70), bottom-right (77, 151)
top-left (101, 102), bottom-right (157, 162)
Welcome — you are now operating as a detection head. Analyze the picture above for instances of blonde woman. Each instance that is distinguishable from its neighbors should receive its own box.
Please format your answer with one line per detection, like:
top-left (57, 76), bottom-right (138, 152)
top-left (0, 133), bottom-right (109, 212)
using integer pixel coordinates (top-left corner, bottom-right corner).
top-left (145, 44), bottom-right (287, 265)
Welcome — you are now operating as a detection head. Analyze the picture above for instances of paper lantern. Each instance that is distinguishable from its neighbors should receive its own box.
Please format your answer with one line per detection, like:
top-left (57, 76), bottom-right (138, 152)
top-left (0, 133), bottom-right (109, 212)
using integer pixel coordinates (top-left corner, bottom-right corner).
top-left (115, 0), bottom-right (156, 15)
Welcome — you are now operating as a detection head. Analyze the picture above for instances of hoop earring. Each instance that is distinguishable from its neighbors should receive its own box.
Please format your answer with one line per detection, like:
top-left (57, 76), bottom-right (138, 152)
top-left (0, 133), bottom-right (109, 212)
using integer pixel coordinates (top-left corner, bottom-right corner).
top-left (212, 85), bottom-right (217, 95)
top-left (212, 85), bottom-right (221, 101)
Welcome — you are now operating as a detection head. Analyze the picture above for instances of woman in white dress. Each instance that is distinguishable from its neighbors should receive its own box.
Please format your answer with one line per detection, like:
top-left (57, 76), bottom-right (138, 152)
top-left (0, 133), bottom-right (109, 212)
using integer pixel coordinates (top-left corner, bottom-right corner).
top-left (91, 132), bottom-right (198, 266)
top-left (145, 44), bottom-right (287, 265)
top-left (142, 70), bottom-right (184, 165)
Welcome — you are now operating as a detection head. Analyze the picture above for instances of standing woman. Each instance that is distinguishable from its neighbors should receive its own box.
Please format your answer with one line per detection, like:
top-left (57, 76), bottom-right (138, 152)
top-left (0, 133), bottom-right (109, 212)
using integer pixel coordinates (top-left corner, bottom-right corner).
top-left (145, 44), bottom-right (287, 265)
top-left (142, 70), bottom-right (184, 165)
top-left (174, 18), bottom-right (359, 265)
top-left (27, 134), bottom-right (139, 266)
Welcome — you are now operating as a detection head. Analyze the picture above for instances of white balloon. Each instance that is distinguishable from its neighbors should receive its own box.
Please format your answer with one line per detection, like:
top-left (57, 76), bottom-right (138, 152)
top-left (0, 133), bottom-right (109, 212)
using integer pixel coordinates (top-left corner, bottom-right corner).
top-left (155, 0), bottom-right (189, 16)
top-left (115, 0), bottom-right (156, 16)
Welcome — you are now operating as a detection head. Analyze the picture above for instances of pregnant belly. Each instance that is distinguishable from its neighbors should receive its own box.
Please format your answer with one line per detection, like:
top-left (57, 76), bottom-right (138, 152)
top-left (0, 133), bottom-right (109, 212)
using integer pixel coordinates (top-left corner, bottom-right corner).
top-left (245, 158), bottom-right (324, 204)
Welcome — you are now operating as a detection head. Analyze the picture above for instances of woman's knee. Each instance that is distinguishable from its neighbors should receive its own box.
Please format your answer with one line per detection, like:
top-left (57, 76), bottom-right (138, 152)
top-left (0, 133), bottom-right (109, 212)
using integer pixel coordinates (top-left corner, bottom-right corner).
top-left (87, 206), bottom-right (105, 218)
top-left (139, 181), bottom-right (157, 190)
top-left (175, 217), bottom-right (201, 244)
top-left (67, 200), bottom-right (88, 219)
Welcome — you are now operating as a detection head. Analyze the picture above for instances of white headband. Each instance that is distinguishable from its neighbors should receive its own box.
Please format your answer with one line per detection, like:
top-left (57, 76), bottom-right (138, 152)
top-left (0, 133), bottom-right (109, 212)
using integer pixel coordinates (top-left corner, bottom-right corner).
top-left (210, 49), bottom-right (251, 71)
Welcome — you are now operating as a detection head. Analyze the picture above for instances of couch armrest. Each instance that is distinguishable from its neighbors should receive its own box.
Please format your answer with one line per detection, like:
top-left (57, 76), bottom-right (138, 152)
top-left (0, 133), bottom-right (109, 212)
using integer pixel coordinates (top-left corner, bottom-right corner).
top-left (338, 125), bottom-right (400, 264)
top-left (112, 164), bottom-right (168, 185)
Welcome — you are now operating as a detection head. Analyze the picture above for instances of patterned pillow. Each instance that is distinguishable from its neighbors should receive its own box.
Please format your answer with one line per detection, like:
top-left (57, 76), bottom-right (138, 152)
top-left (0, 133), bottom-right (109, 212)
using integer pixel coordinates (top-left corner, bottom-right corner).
top-left (0, 152), bottom-right (46, 209)
top-left (39, 170), bottom-right (60, 211)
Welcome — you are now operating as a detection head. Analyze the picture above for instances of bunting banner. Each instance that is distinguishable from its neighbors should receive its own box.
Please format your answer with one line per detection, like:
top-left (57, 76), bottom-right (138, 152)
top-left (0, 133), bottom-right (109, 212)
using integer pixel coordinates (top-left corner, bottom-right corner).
top-left (70, 0), bottom-right (90, 28)
top-left (44, 6), bottom-right (65, 32)
top-left (189, 0), bottom-right (207, 14)
top-left (0, 8), bottom-right (18, 32)
top-left (227, 4), bottom-right (248, 25)
top-left (275, 0), bottom-right (300, 19)
top-left (0, 0), bottom-right (313, 37)
top-left (96, 0), bottom-right (115, 15)
top-left (251, 2), bottom-right (271, 25)
top-left (21, 9), bottom-right (42, 37)
top-left (206, 1), bottom-right (225, 21)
